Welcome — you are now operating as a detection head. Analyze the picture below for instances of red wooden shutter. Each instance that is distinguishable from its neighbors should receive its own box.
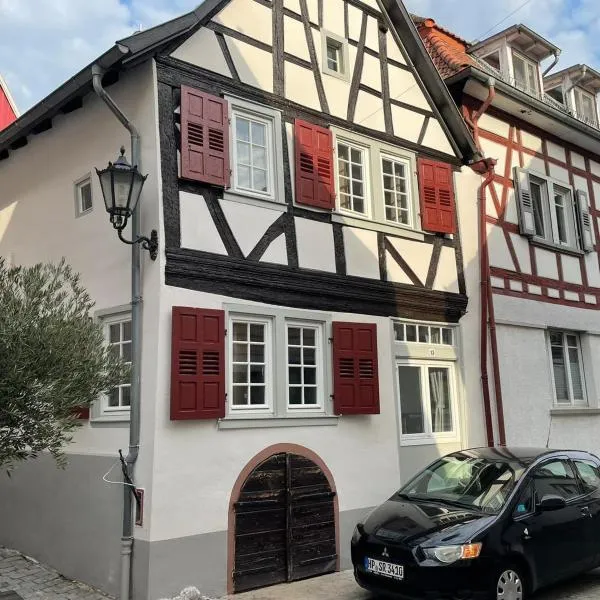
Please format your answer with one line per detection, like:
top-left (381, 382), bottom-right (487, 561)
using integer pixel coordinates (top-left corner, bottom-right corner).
top-left (417, 158), bottom-right (456, 234)
top-left (294, 119), bottom-right (335, 209)
top-left (332, 322), bottom-right (380, 415)
top-left (171, 307), bottom-right (225, 420)
top-left (181, 86), bottom-right (230, 187)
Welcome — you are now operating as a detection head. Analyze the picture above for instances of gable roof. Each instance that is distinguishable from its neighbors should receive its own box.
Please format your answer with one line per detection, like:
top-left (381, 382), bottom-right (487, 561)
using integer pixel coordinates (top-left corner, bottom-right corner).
top-left (0, 0), bottom-right (479, 163)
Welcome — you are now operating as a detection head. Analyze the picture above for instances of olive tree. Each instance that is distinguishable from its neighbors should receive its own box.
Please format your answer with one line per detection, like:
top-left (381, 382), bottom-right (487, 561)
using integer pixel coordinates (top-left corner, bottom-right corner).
top-left (0, 259), bottom-right (126, 472)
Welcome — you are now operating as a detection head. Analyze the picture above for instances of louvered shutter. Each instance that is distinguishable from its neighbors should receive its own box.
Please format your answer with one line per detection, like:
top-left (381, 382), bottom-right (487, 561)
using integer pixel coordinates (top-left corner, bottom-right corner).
top-left (417, 158), bottom-right (456, 234)
top-left (181, 86), bottom-right (230, 187)
top-left (171, 307), bottom-right (225, 420)
top-left (294, 119), bottom-right (335, 209)
top-left (576, 189), bottom-right (594, 252)
top-left (332, 322), bottom-right (380, 415)
top-left (513, 167), bottom-right (536, 237)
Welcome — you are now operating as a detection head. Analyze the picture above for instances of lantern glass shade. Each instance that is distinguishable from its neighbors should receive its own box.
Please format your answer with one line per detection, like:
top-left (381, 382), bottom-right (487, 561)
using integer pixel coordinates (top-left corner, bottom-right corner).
top-left (96, 149), bottom-right (147, 229)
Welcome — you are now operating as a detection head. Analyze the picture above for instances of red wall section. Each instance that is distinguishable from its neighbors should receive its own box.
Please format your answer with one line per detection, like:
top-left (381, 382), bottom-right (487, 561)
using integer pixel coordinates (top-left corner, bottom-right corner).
top-left (0, 87), bottom-right (17, 130)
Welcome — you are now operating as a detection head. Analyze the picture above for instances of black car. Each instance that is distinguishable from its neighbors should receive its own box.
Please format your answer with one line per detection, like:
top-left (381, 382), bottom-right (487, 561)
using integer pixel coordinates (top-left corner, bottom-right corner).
top-left (351, 447), bottom-right (600, 600)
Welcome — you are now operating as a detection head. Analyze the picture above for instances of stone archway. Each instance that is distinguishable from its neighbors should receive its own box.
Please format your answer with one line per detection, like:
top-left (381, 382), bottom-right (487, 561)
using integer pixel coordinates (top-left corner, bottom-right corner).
top-left (227, 444), bottom-right (339, 594)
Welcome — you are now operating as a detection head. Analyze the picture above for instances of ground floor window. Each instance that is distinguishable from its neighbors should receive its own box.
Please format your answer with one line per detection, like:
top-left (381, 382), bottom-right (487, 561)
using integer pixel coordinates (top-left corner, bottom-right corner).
top-left (397, 361), bottom-right (457, 442)
top-left (549, 330), bottom-right (586, 406)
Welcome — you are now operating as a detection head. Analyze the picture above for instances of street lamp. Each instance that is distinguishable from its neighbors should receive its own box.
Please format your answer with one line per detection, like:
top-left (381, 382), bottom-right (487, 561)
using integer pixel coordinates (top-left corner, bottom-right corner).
top-left (96, 147), bottom-right (158, 260)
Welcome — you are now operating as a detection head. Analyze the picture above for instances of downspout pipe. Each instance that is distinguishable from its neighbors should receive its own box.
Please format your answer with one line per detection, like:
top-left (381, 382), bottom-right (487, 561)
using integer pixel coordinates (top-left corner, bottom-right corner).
top-left (92, 63), bottom-right (142, 600)
top-left (542, 50), bottom-right (561, 77)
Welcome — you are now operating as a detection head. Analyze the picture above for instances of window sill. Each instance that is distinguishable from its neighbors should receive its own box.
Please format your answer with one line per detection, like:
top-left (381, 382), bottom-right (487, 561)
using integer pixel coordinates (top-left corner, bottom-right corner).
top-left (530, 238), bottom-right (585, 257)
top-left (222, 191), bottom-right (288, 213)
top-left (218, 416), bottom-right (339, 430)
top-left (90, 413), bottom-right (131, 424)
top-left (401, 435), bottom-right (459, 447)
top-left (550, 407), bottom-right (600, 416)
top-left (331, 213), bottom-right (425, 241)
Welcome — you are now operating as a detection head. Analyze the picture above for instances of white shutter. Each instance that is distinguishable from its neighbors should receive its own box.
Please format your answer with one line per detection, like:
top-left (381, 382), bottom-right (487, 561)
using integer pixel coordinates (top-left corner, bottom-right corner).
top-left (576, 189), bottom-right (594, 252)
top-left (513, 167), bottom-right (536, 237)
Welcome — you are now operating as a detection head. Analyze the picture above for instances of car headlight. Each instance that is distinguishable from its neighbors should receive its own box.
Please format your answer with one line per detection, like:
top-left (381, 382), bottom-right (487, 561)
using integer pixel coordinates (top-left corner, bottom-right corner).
top-left (423, 543), bottom-right (482, 564)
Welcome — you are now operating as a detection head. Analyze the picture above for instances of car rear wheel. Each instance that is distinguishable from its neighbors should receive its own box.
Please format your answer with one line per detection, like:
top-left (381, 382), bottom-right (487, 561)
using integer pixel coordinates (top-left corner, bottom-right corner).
top-left (495, 566), bottom-right (525, 600)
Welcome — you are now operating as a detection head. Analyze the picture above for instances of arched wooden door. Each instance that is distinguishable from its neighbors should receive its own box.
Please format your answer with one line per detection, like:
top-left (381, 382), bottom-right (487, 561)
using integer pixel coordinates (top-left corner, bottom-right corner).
top-left (233, 452), bottom-right (337, 593)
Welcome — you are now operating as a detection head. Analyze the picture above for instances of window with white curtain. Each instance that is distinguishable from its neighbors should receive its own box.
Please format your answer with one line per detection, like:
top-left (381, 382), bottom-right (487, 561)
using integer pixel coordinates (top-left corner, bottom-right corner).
top-left (397, 361), bottom-right (457, 442)
top-left (549, 331), bottom-right (586, 406)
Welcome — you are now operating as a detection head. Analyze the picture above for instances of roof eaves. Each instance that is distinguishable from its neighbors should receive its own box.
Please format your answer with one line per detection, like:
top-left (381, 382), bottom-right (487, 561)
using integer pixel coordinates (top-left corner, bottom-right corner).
top-left (0, 74), bottom-right (19, 117)
top-left (380, 0), bottom-right (480, 163)
top-left (469, 23), bottom-right (560, 56)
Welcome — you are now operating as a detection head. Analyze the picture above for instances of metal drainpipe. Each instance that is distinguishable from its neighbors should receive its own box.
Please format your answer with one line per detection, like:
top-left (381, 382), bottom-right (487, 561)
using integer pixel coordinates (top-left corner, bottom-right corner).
top-left (92, 63), bottom-right (141, 600)
top-left (542, 50), bottom-right (561, 77)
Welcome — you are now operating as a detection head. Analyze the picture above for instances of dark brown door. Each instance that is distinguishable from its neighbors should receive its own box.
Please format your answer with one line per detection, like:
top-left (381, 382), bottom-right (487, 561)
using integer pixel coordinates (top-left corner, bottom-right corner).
top-left (233, 453), bottom-right (337, 593)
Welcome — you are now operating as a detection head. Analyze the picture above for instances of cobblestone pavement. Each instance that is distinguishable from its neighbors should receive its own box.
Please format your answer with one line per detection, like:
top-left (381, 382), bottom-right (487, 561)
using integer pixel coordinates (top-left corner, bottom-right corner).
top-left (0, 548), bottom-right (113, 600)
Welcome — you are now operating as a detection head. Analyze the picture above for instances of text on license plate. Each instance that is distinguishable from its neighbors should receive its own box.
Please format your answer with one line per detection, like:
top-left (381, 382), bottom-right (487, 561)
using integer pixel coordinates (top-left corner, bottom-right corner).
top-left (364, 557), bottom-right (404, 580)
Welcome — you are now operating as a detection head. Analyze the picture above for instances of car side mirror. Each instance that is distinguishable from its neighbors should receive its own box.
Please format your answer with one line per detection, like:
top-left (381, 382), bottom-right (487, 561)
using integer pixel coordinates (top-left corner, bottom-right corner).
top-left (539, 494), bottom-right (566, 512)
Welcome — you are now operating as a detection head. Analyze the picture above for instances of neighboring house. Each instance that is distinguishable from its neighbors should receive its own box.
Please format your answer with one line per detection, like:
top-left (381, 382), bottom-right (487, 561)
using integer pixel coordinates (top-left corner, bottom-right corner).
top-left (416, 18), bottom-right (600, 450)
top-left (0, 1), bottom-right (484, 599)
top-left (0, 74), bottom-right (18, 130)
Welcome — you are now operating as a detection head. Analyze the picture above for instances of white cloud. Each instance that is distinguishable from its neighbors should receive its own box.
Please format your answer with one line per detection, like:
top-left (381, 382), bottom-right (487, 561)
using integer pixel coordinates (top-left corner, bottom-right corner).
top-left (1, 0), bottom-right (599, 113)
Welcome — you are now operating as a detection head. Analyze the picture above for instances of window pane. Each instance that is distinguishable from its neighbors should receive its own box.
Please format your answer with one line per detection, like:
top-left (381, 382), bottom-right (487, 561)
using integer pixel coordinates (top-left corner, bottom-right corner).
top-left (550, 331), bottom-right (563, 346)
top-left (398, 366), bottom-right (424, 434)
top-left (338, 144), bottom-right (349, 160)
top-left (554, 191), bottom-right (568, 244)
top-left (350, 148), bottom-right (361, 163)
top-left (288, 347), bottom-right (301, 364)
top-left (250, 344), bottom-right (264, 363)
top-left (288, 327), bottom-right (301, 346)
top-left (233, 364), bottom-right (247, 383)
top-left (233, 343), bottom-right (247, 362)
top-left (289, 387), bottom-right (302, 405)
top-left (394, 323), bottom-right (405, 341)
top-left (109, 324), bottom-right (120, 343)
top-left (529, 181), bottom-right (546, 238)
top-left (250, 324), bottom-right (264, 342)
top-left (569, 347), bottom-right (584, 400)
top-left (251, 121), bottom-right (266, 146)
top-left (431, 328), bottom-right (441, 344)
top-left (122, 342), bottom-right (132, 363)
top-left (289, 367), bottom-right (302, 385)
top-left (253, 145), bottom-right (267, 168)
top-left (233, 322), bottom-right (247, 341)
top-left (236, 118), bottom-right (250, 142)
top-left (303, 348), bottom-right (316, 365)
top-left (551, 345), bottom-right (569, 403)
top-left (303, 329), bottom-right (315, 346)
top-left (237, 165), bottom-right (251, 189)
top-left (574, 461), bottom-right (600, 494)
top-left (250, 365), bottom-right (265, 383)
top-left (418, 326), bottom-right (429, 343)
top-left (122, 321), bottom-right (132, 341)
top-left (108, 388), bottom-right (120, 407)
top-left (80, 183), bottom-right (92, 212)
top-left (442, 328), bottom-right (453, 346)
top-left (406, 325), bottom-right (417, 342)
top-left (429, 368), bottom-right (452, 432)
top-left (353, 197), bottom-right (364, 213)
top-left (382, 159), bottom-right (393, 174)
top-left (304, 367), bottom-right (316, 385)
top-left (250, 387), bottom-right (265, 405)
top-left (254, 168), bottom-right (267, 193)
top-left (121, 386), bottom-right (131, 407)
top-left (304, 387), bottom-right (317, 405)
top-left (232, 387), bottom-right (248, 406)
top-left (237, 141), bottom-right (251, 165)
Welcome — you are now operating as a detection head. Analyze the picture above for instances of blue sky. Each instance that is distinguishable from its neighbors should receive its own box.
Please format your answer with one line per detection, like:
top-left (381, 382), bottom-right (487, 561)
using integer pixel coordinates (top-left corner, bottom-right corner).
top-left (0, 0), bottom-right (597, 113)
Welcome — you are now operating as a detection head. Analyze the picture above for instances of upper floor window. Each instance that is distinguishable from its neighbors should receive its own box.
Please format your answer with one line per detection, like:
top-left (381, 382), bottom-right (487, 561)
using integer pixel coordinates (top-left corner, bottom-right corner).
top-left (337, 141), bottom-right (368, 215)
top-left (321, 31), bottom-right (349, 80)
top-left (382, 155), bottom-right (411, 226)
top-left (549, 331), bottom-right (586, 406)
top-left (514, 168), bottom-right (593, 253)
top-left (512, 50), bottom-right (540, 97)
top-left (574, 87), bottom-right (598, 127)
top-left (232, 109), bottom-right (273, 198)
top-left (75, 175), bottom-right (93, 217)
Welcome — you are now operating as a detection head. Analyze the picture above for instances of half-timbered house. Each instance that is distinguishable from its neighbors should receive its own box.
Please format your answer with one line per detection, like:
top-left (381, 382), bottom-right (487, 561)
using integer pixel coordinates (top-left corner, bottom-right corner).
top-left (416, 18), bottom-right (600, 452)
top-left (0, 1), bottom-right (482, 598)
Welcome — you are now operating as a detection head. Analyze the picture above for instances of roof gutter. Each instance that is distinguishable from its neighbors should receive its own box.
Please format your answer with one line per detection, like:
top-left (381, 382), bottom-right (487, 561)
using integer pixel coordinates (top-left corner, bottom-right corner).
top-left (92, 65), bottom-right (142, 600)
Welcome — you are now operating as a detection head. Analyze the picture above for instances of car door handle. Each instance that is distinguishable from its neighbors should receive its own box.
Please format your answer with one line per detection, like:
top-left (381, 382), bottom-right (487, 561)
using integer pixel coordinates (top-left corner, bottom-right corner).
top-left (581, 506), bottom-right (592, 518)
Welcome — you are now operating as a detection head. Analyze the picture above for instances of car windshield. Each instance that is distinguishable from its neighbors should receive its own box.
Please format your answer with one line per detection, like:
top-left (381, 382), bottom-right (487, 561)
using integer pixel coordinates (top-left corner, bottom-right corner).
top-left (398, 454), bottom-right (527, 514)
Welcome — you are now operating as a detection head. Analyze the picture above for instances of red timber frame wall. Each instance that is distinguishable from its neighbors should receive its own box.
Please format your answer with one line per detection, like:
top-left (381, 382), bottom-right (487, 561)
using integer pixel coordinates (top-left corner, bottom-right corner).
top-left (465, 97), bottom-right (600, 309)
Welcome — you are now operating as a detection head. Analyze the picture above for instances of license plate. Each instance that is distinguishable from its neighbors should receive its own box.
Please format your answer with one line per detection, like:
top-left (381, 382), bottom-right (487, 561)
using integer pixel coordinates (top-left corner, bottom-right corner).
top-left (364, 557), bottom-right (404, 580)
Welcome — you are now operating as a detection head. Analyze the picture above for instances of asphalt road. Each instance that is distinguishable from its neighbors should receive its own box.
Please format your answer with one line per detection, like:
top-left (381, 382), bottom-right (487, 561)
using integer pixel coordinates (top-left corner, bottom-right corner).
top-left (225, 568), bottom-right (600, 600)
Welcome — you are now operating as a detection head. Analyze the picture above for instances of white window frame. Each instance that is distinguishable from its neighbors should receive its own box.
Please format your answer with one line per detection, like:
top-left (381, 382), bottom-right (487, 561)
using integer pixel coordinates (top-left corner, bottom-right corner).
top-left (573, 87), bottom-right (598, 127)
top-left (321, 30), bottom-right (350, 81)
top-left (511, 49), bottom-right (540, 97)
top-left (222, 305), bottom-right (335, 427)
top-left (336, 138), bottom-right (371, 218)
top-left (285, 321), bottom-right (325, 411)
top-left (380, 153), bottom-right (414, 228)
top-left (225, 96), bottom-right (285, 207)
top-left (74, 174), bottom-right (93, 217)
top-left (228, 314), bottom-right (273, 415)
top-left (525, 170), bottom-right (580, 251)
top-left (396, 360), bottom-right (459, 445)
top-left (548, 330), bottom-right (587, 407)
top-left (91, 308), bottom-right (132, 422)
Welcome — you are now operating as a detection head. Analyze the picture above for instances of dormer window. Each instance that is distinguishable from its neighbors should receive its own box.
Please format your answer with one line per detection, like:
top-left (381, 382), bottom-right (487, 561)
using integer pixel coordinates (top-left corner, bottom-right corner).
top-left (574, 87), bottom-right (598, 127)
top-left (481, 50), bottom-right (501, 73)
top-left (512, 50), bottom-right (540, 97)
